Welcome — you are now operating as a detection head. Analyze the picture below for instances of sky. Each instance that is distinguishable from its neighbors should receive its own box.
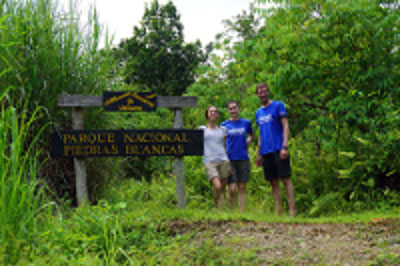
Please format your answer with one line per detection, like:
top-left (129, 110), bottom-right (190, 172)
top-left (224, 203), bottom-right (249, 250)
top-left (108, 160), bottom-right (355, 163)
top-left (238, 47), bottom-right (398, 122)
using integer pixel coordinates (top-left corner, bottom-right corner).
top-left (59, 0), bottom-right (258, 47)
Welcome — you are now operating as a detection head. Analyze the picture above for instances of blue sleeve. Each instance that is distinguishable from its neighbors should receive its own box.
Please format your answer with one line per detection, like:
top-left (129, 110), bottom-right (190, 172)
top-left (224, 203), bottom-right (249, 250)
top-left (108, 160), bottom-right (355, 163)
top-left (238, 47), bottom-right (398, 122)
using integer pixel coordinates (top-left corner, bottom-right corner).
top-left (246, 120), bottom-right (253, 135)
top-left (255, 110), bottom-right (260, 125)
top-left (277, 102), bottom-right (287, 118)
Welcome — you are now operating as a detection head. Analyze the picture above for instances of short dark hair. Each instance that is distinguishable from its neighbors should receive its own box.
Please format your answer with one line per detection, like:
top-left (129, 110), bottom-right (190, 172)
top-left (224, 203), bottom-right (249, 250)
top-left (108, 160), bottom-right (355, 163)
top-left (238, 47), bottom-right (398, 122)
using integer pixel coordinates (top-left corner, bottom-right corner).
top-left (256, 82), bottom-right (269, 94)
top-left (226, 100), bottom-right (238, 108)
top-left (205, 106), bottom-right (218, 119)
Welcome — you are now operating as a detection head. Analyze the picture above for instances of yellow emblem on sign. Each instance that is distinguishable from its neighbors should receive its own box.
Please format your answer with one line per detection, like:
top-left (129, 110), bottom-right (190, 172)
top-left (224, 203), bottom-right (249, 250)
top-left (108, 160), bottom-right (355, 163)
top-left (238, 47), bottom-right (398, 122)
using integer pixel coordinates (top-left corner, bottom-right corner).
top-left (103, 92), bottom-right (157, 112)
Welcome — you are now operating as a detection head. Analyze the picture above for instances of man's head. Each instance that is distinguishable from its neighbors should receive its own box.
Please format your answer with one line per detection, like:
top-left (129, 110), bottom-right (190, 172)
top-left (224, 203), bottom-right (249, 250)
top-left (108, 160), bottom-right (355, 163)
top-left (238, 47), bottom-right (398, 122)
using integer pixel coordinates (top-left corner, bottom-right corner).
top-left (227, 100), bottom-right (239, 120)
top-left (256, 82), bottom-right (270, 105)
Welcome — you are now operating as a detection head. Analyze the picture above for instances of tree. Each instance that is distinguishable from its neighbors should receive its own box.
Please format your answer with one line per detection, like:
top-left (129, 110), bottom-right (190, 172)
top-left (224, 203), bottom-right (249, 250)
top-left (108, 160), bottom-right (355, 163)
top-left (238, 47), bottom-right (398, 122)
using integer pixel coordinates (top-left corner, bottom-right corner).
top-left (116, 0), bottom-right (208, 96)
top-left (184, 4), bottom-right (262, 127)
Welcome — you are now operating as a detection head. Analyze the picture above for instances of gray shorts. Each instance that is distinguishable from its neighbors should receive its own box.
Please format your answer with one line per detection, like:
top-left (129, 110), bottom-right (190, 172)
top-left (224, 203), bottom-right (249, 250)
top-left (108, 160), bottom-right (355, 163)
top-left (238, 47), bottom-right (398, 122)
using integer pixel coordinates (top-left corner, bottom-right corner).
top-left (228, 160), bottom-right (250, 184)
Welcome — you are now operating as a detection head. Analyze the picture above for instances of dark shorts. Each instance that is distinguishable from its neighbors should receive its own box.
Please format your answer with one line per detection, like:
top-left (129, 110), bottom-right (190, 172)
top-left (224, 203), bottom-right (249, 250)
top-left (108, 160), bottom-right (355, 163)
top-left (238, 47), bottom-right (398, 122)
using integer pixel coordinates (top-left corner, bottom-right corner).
top-left (262, 151), bottom-right (291, 181)
top-left (228, 160), bottom-right (250, 184)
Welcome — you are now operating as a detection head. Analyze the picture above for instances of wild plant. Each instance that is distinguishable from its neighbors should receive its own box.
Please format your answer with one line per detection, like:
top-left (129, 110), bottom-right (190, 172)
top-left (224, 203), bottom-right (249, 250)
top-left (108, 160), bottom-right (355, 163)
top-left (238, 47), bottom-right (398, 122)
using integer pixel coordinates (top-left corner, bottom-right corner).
top-left (1, 0), bottom-right (119, 201)
top-left (0, 98), bottom-right (50, 263)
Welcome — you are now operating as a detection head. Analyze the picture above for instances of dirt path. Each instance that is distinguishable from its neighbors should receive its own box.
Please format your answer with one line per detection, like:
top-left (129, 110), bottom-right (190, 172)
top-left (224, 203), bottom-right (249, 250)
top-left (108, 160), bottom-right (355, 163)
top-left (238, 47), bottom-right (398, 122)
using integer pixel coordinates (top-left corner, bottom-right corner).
top-left (167, 218), bottom-right (400, 265)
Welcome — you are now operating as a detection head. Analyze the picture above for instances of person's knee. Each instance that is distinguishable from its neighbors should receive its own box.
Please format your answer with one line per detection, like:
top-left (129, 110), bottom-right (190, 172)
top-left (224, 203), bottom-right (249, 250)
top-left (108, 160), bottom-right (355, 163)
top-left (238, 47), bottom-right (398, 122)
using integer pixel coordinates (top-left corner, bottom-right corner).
top-left (282, 177), bottom-right (292, 187)
top-left (238, 183), bottom-right (246, 194)
top-left (212, 179), bottom-right (221, 191)
top-left (228, 184), bottom-right (235, 196)
top-left (269, 179), bottom-right (279, 188)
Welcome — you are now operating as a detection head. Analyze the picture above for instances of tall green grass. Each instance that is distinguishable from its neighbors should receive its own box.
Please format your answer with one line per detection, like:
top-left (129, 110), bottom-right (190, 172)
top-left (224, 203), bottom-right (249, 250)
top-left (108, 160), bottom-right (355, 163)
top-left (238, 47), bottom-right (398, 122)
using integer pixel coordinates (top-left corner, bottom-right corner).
top-left (0, 0), bottom-right (117, 147)
top-left (1, 0), bottom-right (114, 108)
top-left (1, 0), bottom-right (119, 200)
top-left (0, 93), bottom-right (51, 264)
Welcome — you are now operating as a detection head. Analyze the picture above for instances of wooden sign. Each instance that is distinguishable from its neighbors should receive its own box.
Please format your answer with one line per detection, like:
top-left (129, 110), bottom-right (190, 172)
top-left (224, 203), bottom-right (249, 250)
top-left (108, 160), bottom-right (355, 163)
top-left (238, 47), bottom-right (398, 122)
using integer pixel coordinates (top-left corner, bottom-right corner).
top-left (103, 92), bottom-right (157, 111)
top-left (52, 130), bottom-right (203, 157)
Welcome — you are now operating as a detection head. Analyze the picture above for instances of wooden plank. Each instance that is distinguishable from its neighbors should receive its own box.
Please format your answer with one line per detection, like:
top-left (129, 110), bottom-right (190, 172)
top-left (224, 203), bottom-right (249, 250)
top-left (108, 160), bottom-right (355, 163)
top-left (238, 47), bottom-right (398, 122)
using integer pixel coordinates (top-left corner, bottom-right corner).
top-left (59, 95), bottom-right (102, 107)
top-left (158, 96), bottom-right (197, 108)
top-left (72, 107), bottom-right (88, 206)
top-left (59, 95), bottom-right (197, 108)
top-left (174, 108), bottom-right (186, 209)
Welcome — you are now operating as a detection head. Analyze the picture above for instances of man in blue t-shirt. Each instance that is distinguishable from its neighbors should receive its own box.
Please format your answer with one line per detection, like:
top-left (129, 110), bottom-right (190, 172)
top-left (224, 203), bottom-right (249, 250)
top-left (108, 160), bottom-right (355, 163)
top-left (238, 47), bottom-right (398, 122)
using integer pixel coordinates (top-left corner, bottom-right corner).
top-left (221, 100), bottom-right (253, 211)
top-left (255, 82), bottom-right (295, 216)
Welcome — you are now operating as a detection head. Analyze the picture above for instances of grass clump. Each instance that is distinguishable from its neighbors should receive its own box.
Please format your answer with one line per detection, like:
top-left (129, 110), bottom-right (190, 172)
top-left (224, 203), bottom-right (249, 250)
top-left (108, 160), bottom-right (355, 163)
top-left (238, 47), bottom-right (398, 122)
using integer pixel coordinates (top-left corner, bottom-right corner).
top-left (0, 96), bottom-right (51, 263)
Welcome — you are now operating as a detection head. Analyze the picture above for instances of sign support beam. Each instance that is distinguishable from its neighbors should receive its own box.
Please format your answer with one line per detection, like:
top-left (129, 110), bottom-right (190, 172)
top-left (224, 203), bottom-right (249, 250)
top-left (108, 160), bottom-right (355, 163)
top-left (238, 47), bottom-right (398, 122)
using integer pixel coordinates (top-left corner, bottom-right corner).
top-left (72, 107), bottom-right (88, 206)
top-left (174, 108), bottom-right (186, 209)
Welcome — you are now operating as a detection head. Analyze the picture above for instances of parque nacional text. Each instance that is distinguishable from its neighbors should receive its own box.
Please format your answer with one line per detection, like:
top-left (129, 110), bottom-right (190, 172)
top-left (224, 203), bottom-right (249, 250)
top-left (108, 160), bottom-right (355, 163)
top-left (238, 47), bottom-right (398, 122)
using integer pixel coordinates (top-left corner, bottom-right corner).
top-left (52, 130), bottom-right (203, 157)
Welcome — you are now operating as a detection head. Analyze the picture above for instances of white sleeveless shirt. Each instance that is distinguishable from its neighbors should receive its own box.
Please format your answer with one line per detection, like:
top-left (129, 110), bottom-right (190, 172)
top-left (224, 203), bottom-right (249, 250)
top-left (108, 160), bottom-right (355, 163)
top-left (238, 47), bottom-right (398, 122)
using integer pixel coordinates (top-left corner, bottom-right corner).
top-left (199, 126), bottom-right (229, 164)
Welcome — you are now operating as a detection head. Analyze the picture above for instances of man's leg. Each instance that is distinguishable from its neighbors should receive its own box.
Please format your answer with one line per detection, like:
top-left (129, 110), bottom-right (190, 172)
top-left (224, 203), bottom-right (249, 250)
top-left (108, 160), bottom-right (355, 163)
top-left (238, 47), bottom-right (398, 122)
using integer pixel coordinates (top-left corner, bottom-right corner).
top-left (237, 182), bottom-right (246, 212)
top-left (282, 177), bottom-right (295, 216)
top-left (228, 182), bottom-right (237, 209)
top-left (269, 179), bottom-right (282, 215)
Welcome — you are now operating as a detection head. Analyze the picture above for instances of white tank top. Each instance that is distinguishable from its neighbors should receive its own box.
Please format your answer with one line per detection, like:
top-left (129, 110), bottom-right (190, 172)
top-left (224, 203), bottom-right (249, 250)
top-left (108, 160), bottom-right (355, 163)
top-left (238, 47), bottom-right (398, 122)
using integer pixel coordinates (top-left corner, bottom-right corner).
top-left (199, 126), bottom-right (229, 164)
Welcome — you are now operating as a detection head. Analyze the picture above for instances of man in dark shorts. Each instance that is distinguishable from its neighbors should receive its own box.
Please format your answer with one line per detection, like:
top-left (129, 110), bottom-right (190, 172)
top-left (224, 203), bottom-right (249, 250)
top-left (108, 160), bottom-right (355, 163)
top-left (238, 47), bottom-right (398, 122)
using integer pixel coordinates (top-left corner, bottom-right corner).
top-left (222, 101), bottom-right (254, 211)
top-left (255, 83), bottom-right (295, 216)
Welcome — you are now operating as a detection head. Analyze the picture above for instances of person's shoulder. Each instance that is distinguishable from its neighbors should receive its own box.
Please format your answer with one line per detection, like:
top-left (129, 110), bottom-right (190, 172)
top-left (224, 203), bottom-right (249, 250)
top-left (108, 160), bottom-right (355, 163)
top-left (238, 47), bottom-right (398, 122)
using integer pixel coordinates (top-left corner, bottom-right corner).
top-left (273, 101), bottom-right (288, 117)
top-left (221, 120), bottom-right (230, 126)
top-left (198, 125), bottom-right (206, 130)
top-left (239, 118), bottom-right (251, 125)
top-left (256, 106), bottom-right (264, 113)
top-left (273, 100), bottom-right (285, 106)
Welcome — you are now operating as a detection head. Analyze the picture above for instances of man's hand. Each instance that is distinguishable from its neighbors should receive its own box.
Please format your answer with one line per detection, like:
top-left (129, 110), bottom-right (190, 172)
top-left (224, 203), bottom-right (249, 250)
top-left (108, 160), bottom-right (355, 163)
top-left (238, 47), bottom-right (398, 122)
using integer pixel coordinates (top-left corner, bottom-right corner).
top-left (256, 155), bottom-right (262, 167)
top-left (280, 149), bottom-right (289, 160)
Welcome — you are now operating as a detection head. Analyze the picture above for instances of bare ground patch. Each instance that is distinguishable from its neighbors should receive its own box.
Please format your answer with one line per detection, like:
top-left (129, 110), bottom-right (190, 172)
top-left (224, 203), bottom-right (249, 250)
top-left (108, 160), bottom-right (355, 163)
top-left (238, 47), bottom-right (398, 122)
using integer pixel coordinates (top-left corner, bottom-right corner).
top-left (165, 218), bottom-right (400, 265)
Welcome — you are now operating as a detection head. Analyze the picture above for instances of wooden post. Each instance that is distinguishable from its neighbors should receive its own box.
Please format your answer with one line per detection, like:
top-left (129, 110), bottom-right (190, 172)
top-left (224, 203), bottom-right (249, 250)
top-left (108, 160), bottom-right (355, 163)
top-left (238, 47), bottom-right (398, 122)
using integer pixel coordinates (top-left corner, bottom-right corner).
top-left (174, 108), bottom-right (186, 209)
top-left (72, 107), bottom-right (88, 206)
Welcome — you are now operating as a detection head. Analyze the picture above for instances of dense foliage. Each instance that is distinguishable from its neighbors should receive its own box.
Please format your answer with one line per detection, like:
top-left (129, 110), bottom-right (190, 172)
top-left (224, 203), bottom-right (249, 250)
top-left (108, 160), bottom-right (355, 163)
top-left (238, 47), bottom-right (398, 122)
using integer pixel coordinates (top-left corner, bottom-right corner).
top-left (186, 0), bottom-right (400, 215)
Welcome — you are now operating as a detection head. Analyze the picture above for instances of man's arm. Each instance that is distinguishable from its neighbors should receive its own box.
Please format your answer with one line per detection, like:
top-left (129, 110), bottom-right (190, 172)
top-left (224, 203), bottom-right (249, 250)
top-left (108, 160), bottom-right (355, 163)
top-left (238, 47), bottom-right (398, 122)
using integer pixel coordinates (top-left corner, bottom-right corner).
top-left (280, 117), bottom-right (289, 160)
top-left (246, 121), bottom-right (254, 145)
top-left (224, 136), bottom-right (227, 153)
top-left (246, 134), bottom-right (254, 146)
top-left (256, 136), bottom-right (262, 167)
top-left (222, 126), bottom-right (228, 156)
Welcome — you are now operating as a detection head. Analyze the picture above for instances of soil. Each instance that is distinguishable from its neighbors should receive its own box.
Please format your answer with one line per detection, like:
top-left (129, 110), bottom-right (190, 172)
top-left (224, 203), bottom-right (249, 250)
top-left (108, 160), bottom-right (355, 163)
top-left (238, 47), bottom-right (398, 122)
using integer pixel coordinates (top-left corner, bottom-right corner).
top-left (166, 218), bottom-right (400, 265)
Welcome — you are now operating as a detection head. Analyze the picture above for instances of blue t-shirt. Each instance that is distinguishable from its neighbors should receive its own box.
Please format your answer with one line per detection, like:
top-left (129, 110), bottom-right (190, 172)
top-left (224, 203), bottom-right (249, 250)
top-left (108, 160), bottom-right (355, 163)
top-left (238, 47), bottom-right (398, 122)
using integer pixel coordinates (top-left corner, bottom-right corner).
top-left (221, 118), bottom-right (253, 161)
top-left (256, 101), bottom-right (287, 155)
